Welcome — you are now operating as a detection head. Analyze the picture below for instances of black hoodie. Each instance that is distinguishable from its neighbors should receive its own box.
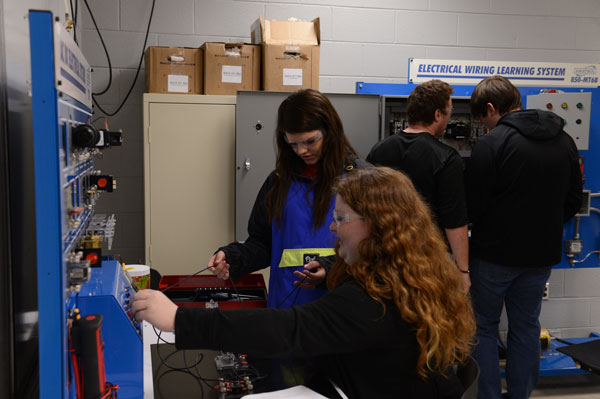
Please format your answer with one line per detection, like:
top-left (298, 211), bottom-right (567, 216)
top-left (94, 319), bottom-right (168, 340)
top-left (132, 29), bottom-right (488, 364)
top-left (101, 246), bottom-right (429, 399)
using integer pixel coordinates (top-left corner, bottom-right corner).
top-left (466, 109), bottom-right (582, 267)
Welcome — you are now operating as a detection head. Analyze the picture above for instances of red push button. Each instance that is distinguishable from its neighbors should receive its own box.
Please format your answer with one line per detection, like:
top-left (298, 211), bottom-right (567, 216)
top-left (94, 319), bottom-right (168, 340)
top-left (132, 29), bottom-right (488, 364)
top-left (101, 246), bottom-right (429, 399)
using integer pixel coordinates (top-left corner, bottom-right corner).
top-left (86, 253), bottom-right (99, 265)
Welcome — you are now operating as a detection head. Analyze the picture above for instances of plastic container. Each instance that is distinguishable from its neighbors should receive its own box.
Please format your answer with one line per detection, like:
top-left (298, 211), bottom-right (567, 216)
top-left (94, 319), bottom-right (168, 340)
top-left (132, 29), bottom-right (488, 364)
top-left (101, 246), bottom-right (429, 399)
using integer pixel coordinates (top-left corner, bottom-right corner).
top-left (125, 264), bottom-right (150, 290)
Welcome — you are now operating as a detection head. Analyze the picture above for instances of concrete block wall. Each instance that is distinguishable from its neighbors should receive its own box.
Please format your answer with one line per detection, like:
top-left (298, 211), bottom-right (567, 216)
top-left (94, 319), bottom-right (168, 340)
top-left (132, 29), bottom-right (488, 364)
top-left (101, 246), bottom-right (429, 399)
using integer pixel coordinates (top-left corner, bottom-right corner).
top-left (80, 0), bottom-right (600, 336)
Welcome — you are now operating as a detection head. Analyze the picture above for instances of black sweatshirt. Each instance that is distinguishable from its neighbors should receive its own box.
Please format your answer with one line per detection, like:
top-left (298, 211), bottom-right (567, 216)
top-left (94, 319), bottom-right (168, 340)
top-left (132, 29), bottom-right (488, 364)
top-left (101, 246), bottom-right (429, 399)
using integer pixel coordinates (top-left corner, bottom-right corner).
top-left (466, 109), bottom-right (583, 267)
top-left (175, 281), bottom-right (464, 399)
top-left (367, 132), bottom-right (468, 230)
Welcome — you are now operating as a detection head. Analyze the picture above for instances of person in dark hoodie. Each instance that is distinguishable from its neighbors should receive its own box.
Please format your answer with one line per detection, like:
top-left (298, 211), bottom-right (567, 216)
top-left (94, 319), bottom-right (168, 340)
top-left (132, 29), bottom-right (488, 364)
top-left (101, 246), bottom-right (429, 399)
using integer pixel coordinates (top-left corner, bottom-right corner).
top-left (467, 76), bottom-right (583, 399)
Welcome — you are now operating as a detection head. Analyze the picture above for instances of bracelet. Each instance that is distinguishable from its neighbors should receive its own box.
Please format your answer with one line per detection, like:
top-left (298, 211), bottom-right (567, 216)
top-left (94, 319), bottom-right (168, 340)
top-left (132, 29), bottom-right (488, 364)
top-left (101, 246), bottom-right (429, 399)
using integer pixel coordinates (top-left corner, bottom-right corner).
top-left (459, 269), bottom-right (470, 274)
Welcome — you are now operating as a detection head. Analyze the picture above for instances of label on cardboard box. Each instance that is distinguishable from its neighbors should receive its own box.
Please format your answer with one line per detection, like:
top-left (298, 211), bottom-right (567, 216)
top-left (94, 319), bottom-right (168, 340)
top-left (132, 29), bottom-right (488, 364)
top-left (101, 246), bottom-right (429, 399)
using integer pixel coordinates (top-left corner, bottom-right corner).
top-left (283, 68), bottom-right (303, 86)
top-left (221, 65), bottom-right (242, 84)
top-left (168, 74), bottom-right (189, 92)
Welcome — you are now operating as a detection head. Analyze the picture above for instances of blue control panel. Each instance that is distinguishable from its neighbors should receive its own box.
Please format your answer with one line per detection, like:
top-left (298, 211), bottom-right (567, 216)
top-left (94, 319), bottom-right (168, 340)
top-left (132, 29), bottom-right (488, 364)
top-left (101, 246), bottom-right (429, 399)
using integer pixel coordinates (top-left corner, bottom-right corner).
top-left (77, 261), bottom-right (143, 398)
top-left (29, 10), bottom-right (142, 399)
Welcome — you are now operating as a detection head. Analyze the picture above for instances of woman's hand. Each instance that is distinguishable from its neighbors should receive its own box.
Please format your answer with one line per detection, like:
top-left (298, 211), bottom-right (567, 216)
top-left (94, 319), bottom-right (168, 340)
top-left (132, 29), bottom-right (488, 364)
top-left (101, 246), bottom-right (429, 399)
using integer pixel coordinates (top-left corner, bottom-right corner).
top-left (132, 289), bottom-right (178, 332)
top-left (293, 260), bottom-right (326, 289)
top-left (208, 250), bottom-right (230, 280)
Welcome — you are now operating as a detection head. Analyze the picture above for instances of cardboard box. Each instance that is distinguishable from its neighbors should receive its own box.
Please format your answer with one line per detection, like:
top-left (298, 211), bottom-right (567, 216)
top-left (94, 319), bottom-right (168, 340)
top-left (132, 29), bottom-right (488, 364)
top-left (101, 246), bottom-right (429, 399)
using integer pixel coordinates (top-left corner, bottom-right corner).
top-left (144, 46), bottom-right (202, 94)
top-left (201, 42), bottom-right (260, 95)
top-left (251, 17), bottom-right (320, 92)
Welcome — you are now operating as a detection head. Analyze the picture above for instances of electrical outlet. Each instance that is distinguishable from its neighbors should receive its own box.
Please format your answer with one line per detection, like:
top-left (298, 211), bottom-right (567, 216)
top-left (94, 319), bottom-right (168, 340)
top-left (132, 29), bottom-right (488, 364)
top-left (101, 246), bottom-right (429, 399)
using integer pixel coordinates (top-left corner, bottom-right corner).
top-left (543, 282), bottom-right (550, 300)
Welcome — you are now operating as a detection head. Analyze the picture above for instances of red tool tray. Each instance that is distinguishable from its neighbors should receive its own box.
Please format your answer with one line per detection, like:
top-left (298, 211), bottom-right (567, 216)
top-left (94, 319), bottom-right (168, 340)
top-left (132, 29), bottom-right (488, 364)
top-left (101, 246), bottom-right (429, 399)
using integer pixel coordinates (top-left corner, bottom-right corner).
top-left (159, 273), bottom-right (267, 310)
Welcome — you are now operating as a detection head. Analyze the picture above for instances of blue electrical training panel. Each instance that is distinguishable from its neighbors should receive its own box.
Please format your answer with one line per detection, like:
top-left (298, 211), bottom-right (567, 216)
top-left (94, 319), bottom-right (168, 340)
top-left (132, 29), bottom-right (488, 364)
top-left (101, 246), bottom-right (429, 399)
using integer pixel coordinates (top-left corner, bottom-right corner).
top-left (357, 82), bottom-right (600, 270)
top-left (29, 10), bottom-right (142, 399)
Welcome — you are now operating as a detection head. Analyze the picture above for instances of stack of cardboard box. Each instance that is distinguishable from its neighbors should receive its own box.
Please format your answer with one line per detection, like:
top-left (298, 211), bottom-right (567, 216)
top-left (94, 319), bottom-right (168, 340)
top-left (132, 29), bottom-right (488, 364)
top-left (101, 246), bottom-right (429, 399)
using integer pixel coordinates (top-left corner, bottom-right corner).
top-left (144, 17), bottom-right (321, 95)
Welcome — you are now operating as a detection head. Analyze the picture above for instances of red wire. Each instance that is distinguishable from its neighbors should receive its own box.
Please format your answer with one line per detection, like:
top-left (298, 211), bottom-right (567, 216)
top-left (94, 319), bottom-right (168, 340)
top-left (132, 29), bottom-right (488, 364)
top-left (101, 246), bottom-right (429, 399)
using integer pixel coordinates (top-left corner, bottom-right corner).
top-left (68, 340), bottom-right (82, 399)
top-left (99, 384), bottom-right (119, 399)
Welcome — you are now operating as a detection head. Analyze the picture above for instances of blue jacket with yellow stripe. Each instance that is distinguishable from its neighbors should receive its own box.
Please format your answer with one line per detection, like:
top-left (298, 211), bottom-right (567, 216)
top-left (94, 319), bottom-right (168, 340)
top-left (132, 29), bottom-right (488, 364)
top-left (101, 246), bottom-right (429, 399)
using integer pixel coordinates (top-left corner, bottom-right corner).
top-left (219, 158), bottom-right (370, 308)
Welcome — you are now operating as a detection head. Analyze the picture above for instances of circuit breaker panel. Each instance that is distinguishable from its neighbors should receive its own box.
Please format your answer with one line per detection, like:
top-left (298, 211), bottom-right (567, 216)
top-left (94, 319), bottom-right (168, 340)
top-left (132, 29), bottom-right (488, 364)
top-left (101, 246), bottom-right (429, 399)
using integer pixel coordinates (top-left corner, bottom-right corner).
top-left (381, 96), bottom-right (488, 157)
top-left (29, 11), bottom-right (142, 399)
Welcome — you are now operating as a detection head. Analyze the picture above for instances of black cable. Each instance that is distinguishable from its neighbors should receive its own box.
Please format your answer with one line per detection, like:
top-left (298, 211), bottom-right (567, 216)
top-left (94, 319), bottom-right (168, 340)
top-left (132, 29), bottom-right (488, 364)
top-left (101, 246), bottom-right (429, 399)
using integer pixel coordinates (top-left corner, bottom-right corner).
top-left (92, 0), bottom-right (155, 116)
top-left (74, 0), bottom-right (78, 43)
top-left (70, 0), bottom-right (77, 44)
top-left (228, 275), bottom-right (245, 308)
top-left (155, 369), bottom-right (205, 399)
top-left (153, 267), bottom-right (270, 394)
top-left (191, 354), bottom-right (209, 398)
top-left (92, 116), bottom-right (107, 125)
top-left (160, 267), bottom-right (210, 292)
top-left (291, 280), bottom-right (303, 306)
top-left (152, 325), bottom-right (217, 396)
top-left (275, 274), bottom-right (308, 309)
top-left (83, 0), bottom-right (112, 96)
top-left (152, 325), bottom-right (173, 345)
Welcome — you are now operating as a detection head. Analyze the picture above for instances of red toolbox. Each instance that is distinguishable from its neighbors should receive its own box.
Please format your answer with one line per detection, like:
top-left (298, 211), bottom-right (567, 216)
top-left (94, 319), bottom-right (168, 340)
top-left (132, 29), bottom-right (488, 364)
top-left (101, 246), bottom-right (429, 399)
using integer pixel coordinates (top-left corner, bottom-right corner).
top-left (159, 273), bottom-right (267, 309)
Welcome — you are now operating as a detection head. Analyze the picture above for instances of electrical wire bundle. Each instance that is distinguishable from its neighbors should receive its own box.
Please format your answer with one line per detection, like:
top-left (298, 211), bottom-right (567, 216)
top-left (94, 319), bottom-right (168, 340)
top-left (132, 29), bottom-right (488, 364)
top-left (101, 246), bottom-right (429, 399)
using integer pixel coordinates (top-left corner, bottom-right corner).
top-left (149, 262), bottom-right (312, 396)
top-left (150, 265), bottom-right (296, 397)
top-left (77, 0), bottom-right (156, 117)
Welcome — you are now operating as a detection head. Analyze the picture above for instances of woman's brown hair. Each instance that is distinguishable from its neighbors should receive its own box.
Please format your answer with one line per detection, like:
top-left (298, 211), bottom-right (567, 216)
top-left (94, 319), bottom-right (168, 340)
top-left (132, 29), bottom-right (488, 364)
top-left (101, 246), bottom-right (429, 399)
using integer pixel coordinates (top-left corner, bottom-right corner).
top-left (266, 89), bottom-right (357, 228)
top-left (328, 167), bottom-right (475, 377)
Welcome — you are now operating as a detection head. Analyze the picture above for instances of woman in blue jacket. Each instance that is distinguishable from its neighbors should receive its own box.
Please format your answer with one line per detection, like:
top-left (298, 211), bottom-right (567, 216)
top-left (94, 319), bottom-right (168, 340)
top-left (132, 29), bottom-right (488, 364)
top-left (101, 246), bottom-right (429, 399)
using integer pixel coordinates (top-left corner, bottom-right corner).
top-left (208, 89), bottom-right (367, 308)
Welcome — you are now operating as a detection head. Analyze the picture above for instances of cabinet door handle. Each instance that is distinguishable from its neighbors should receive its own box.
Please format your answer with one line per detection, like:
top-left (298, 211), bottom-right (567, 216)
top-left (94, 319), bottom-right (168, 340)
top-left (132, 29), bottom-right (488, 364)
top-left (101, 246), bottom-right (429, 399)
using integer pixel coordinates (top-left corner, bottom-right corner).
top-left (244, 158), bottom-right (251, 171)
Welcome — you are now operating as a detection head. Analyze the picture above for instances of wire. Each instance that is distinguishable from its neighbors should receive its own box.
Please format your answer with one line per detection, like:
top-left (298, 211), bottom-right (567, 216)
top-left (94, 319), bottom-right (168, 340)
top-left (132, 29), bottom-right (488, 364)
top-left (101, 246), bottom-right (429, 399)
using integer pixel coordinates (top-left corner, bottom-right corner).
top-left (155, 369), bottom-right (205, 399)
top-left (75, 0), bottom-right (78, 43)
top-left (291, 281), bottom-right (303, 306)
top-left (152, 324), bottom-right (217, 397)
top-left (92, 116), bottom-right (107, 125)
top-left (69, 0), bottom-right (77, 44)
top-left (160, 267), bottom-right (210, 292)
top-left (229, 275), bottom-right (245, 308)
top-left (153, 267), bottom-right (268, 395)
top-left (83, 0), bottom-right (112, 96)
top-left (99, 382), bottom-right (119, 399)
top-left (275, 274), bottom-right (308, 309)
top-left (571, 250), bottom-right (600, 264)
top-left (91, 0), bottom-right (155, 116)
top-left (68, 339), bottom-right (82, 399)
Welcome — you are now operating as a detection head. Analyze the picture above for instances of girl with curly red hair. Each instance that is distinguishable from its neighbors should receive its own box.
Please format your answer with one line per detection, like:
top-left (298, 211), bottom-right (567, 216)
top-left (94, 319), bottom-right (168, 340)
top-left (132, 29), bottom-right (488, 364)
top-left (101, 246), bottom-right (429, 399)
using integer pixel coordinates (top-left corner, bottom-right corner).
top-left (133, 167), bottom-right (475, 398)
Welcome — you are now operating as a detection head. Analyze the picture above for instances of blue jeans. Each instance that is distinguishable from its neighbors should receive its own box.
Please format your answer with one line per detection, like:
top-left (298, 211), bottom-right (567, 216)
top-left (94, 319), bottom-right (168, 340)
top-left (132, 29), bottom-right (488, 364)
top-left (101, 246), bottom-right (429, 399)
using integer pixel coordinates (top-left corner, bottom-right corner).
top-left (470, 257), bottom-right (552, 399)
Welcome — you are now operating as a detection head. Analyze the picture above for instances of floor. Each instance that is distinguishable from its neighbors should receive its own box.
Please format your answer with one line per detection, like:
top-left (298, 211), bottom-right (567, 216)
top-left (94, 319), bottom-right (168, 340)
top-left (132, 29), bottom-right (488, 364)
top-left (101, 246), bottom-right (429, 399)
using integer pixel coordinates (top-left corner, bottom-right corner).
top-left (520, 374), bottom-right (600, 398)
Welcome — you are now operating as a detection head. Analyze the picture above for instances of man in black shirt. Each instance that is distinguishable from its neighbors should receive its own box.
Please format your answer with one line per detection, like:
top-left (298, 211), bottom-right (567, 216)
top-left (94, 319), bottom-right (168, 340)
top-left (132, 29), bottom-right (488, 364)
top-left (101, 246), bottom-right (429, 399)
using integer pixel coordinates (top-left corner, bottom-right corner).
top-left (367, 79), bottom-right (470, 292)
top-left (467, 76), bottom-right (582, 399)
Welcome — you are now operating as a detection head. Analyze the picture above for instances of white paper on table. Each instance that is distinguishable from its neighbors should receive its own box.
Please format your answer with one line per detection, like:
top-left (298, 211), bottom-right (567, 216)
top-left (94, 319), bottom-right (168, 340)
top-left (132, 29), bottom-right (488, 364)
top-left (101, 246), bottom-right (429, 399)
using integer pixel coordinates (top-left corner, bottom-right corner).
top-left (244, 385), bottom-right (328, 398)
top-left (143, 322), bottom-right (175, 399)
